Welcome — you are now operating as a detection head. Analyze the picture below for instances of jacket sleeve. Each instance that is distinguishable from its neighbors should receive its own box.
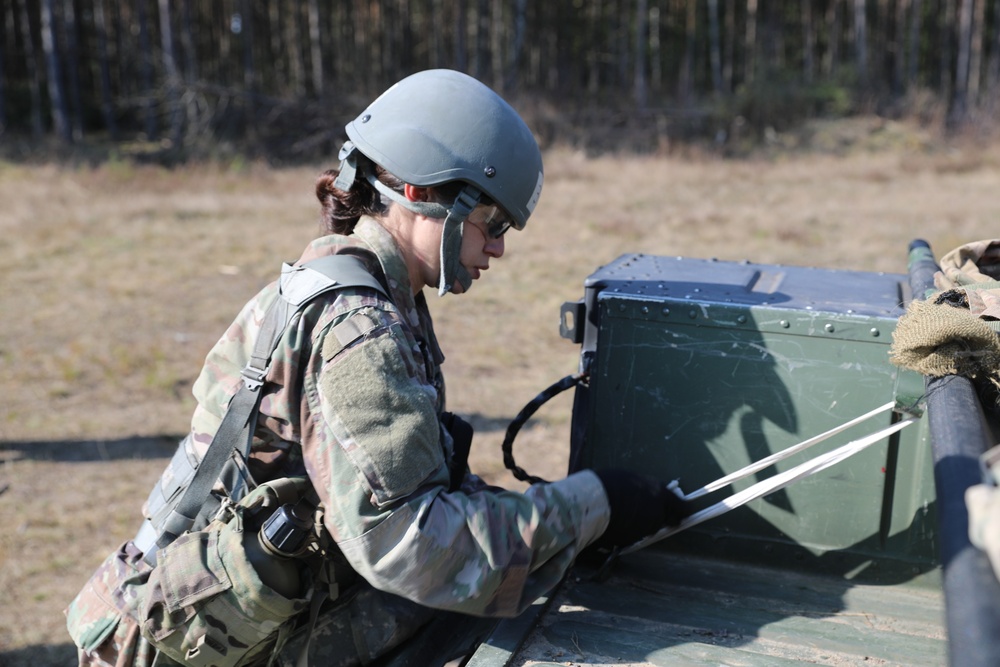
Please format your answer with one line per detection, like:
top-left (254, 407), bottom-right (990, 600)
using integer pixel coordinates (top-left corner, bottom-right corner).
top-left (301, 308), bottom-right (610, 618)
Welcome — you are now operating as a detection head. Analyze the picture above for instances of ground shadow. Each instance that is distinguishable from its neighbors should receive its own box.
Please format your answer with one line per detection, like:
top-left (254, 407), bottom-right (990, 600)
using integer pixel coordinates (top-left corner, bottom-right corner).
top-left (0, 641), bottom-right (78, 667)
top-left (0, 436), bottom-right (180, 463)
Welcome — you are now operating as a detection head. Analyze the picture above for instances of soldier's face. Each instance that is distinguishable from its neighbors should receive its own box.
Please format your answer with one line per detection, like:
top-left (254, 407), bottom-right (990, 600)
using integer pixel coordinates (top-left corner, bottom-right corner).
top-left (450, 215), bottom-right (505, 295)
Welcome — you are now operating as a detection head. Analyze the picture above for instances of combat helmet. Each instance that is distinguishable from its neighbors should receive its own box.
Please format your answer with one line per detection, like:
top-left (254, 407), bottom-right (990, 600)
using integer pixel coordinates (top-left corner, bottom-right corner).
top-left (334, 69), bottom-right (544, 295)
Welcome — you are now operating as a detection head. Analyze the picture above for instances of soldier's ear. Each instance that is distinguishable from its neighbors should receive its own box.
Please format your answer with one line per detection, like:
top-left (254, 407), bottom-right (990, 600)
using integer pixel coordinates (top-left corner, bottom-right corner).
top-left (404, 184), bottom-right (432, 203)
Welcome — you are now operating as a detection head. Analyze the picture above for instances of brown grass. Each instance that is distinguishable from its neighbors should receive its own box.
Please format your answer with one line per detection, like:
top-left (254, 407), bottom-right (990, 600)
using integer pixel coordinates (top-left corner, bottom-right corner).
top-left (2, 117), bottom-right (1000, 664)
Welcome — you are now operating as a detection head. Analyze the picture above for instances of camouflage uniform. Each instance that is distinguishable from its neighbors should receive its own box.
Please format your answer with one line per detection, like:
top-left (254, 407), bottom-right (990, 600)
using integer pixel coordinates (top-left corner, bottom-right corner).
top-left (68, 216), bottom-right (610, 666)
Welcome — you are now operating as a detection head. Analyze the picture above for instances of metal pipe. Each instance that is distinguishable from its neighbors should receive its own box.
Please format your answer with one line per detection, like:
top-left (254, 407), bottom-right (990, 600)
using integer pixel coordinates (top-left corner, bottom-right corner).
top-left (908, 238), bottom-right (1000, 667)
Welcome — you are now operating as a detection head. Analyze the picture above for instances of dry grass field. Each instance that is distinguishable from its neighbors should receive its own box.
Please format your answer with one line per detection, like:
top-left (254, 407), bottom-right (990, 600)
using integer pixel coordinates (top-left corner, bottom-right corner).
top-left (2, 117), bottom-right (1000, 665)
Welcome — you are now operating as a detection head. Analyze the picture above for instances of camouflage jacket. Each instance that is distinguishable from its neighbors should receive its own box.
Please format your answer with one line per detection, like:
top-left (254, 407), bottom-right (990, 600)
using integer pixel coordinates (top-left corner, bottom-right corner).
top-left (184, 216), bottom-right (609, 617)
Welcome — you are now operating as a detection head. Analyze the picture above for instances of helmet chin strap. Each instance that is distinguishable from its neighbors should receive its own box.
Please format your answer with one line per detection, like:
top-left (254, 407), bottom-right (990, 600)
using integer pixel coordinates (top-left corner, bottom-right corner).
top-left (336, 143), bottom-right (480, 296)
top-left (436, 187), bottom-right (479, 296)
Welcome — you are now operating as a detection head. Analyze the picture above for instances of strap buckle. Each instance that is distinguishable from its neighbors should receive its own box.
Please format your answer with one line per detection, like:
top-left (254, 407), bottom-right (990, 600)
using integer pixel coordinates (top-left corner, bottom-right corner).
top-left (241, 363), bottom-right (268, 390)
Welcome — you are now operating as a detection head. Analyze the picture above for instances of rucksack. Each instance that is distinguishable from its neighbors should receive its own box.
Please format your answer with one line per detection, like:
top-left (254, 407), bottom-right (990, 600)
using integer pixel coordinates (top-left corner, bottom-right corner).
top-left (68, 254), bottom-right (389, 667)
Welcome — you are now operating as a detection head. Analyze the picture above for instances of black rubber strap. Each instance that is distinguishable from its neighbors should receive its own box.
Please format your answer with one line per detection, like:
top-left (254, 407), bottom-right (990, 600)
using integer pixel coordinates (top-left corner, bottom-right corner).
top-left (503, 373), bottom-right (587, 485)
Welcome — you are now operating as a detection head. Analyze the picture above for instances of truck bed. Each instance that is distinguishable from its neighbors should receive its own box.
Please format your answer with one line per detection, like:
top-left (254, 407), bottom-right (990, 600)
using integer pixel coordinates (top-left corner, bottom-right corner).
top-left (468, 549), bottom-right (945, 667)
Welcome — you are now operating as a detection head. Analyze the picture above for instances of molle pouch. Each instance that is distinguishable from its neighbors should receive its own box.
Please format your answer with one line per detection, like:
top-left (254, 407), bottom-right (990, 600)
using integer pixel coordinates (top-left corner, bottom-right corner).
top-left (137, 496), bottom-right (313, 667)
top-left (66, 541), bottom-right (153, 666)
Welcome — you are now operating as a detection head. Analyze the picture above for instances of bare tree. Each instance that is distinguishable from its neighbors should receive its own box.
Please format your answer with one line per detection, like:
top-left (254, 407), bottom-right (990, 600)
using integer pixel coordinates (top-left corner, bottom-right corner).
top-left (893, 0), bottom-right (909, 95)
top-left (709, 0), bottom-right (724, 94)
top-left (506, 0), bottom-right (528, 92)
top-left (941, 0), bottom-right (955, 100)
top-left (179, 0), bottom-right (197, 82)
top-left (454, 0), bottom-right (467, 73)
top-left (285, 2), bottom-right (305, 96)
top-left (491, 0), bottom-right (504, 92)
top-left (17, 0), bottom-right (43, 136)
top-left (802, 0), bottom-right (815, 83)
top-left (62, 0), bottom-right (83, 139)
top-left (41, 0), bottom-right (71, 142)
top-left (635, 0), bottom-right (649, 107)
top-left (949, 0), bottom-right (974, 127)
top-left (968, 0), bottom-right (986, 102)
top-left (745, 0), bottom-right (758, 85)
top-left (0, 2), bottom-right (10, 133)
top-left (136, 0), bottom-right (157, 140)
top-left (158, 0), bottom-right (183, 147)
top-left (586, 0), bottom-right (600, 95)
top-left (823, 0), bottom-right (842, 76)
top-left (907, 0), bottom-right (923, 87)
top-left (650, 5), bottom-right (663, 93)
top-left (308, 0), bottom-right (323, 96)
top-left (990, 0), bottom-right (1000, 106)
top-left (853, 0), bottom-right (868, 86)
top-left (475, 0), bottom-right (489, 80)
top-left (93, 0), bottom-right (118, 138)
top-left (724, 0), bottom-right (735, 92)
top-left (678, 0), bottom-right (697, 103)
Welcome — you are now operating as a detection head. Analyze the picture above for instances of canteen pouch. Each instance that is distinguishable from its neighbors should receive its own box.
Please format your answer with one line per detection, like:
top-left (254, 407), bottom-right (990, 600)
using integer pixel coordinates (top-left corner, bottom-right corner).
top-left (137, 490), bottom-right (314, 667)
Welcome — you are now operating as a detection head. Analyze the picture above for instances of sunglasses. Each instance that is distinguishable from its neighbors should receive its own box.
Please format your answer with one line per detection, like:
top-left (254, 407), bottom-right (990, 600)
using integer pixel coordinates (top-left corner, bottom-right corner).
top-left (466, 202), bottom-right (515, 239)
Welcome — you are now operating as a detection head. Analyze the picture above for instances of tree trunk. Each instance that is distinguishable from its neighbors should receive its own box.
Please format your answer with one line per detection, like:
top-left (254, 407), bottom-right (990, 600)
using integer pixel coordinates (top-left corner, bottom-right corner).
top-left (708, 0), bottom-right (724, 94)
top-left (941, 0), bottom-right (955, 100)
top-left (586, 0), bottom-right (600, 95)
top-left (454, 0), bottom-right (467, 73)
top-left (968, 0), bottom-right (985, 102)
top-left (679, 0), bottom-right (697, 103)
top-left (62, 0), bottom-right (83, 139)
top-left (431, 0), bottom-right (443, 68)
top-left (506, 0), bottom-right (527, 92)
top-left (136, 0), bottom-right (157, 139)
top-left (17, 0), bottom-right (43, 136)
top-left (949, 0), bottom-right (974, 127)
top-left (286, 0), bottom-right (304, 95)
top-left (240, 0), bottom-right (254, 91)
top-left (990, 0), bottom-right (1000, 106)
top-left (93, 0), bottom-right (117, 138)
top-left (41, 0), bottom-right (71, 142)
top-left (475, 0), bottom-right (489, 80)
top-left (824, 0), bottom-right (841, 76)
top-left (893, 0), bottom-right (909, 95)
top-left (159, 0), bottom-right (184, 147)
top-left (491, 0), bottom-right (504, 91)
top-left (0, 5), bottom-right (6, 133)
top-left (635, 0), bottom-right (649, 107)
top-left (745, 0), bottom-right (758, 86)
top-left (907, 0), bottom-right (923, 86)
top-left (724, 0), bottom-right (734, 91)
top-left (854, 0), bottom-right (868, 86)
top-left (802, 0), bottom-right (815, 82)
top-left (308, 0), bottom-right (323, 95)
top-left (651, 5), bottom-right (662, 94)
top-left (180, 0), bottom-right (197, 82)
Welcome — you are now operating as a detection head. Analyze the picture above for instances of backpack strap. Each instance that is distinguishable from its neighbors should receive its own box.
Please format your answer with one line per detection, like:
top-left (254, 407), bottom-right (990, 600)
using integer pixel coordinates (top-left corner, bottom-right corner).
top-left (137, 254), bottom-right (388, 565)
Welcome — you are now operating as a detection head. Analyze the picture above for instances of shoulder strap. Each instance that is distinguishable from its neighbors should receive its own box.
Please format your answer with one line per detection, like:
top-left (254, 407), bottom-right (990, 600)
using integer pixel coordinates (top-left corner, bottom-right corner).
top-left (139, 255), bottom-right (388, 564)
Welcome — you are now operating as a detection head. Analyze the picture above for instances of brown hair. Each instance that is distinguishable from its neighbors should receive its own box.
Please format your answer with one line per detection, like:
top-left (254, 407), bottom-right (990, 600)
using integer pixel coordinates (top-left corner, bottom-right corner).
top-left (315, 165), bottom-right (406, 235)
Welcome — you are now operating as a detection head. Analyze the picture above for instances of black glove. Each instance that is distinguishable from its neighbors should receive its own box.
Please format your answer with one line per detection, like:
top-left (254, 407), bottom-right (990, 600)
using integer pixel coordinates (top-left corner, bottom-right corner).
top-left (441, 412), bottom-right (474, 491)
top-left (592, 468), bottom-right (692, 550)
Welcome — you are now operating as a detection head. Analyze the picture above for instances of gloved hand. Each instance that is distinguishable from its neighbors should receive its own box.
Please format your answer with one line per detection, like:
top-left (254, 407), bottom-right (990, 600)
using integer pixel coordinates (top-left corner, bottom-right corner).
top-left (441, 412), bottom-right (474, 491)
top-left (591, 468), bottom-right (692, 550)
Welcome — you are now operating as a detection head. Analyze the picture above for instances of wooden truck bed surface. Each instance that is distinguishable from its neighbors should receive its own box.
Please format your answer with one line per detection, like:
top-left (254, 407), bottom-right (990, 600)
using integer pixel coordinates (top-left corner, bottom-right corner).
top-left (469, 549), bottom-right (945, 667)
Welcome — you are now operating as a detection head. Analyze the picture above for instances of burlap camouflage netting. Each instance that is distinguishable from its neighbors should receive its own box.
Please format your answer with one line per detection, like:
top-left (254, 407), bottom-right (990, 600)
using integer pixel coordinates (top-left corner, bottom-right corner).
top-left (890, 239), bottom-right (1000, 394)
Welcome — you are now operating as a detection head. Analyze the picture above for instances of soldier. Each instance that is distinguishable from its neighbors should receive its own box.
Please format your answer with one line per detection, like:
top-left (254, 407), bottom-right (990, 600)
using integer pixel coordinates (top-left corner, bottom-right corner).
top-left (66, 69), bottom-right (689, 667)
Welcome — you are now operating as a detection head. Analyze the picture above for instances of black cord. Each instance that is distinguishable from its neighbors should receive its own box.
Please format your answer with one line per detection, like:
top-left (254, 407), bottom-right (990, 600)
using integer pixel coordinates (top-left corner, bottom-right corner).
top-left (502, 373), bottom-right (587, 485)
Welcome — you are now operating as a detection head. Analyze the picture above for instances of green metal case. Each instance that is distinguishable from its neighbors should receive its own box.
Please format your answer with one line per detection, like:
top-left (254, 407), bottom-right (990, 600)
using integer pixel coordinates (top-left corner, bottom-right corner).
top-left (563, 253), bottom-right (937, 578)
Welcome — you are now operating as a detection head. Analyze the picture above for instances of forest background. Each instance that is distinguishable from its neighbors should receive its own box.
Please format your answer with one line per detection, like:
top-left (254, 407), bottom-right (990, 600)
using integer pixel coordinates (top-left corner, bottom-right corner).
top-left (2, 0), bottom-right (1000, 154)
top-left (3, 1), bottom-right (1000, 666)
